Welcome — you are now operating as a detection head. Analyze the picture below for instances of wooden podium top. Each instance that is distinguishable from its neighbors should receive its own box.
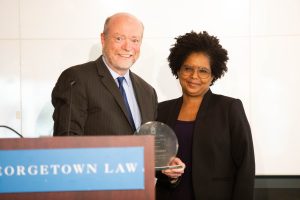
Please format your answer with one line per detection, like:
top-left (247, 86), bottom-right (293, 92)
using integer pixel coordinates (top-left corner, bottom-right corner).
top-left (0, 135), bottom-right (155, 200)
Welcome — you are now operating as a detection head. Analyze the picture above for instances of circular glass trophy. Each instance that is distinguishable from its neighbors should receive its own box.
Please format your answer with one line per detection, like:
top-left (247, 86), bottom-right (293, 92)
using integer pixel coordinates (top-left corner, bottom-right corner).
top-left (135, 121), bottom-right (180, 171)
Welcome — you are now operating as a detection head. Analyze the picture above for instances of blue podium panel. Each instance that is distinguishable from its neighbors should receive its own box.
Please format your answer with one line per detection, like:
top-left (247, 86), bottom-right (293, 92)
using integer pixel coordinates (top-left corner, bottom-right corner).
top-left (0, 147), bottom-right (144, 193)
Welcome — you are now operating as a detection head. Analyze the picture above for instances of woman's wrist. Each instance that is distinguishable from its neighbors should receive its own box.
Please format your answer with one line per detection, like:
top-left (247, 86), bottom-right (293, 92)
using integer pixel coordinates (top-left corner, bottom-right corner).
top-left (169, 177), bottom-right (179, 184)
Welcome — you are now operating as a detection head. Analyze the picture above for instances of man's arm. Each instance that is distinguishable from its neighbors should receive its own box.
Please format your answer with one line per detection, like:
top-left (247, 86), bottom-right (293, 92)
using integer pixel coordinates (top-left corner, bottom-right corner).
top-left (52, 68), bottom-right (88, 136)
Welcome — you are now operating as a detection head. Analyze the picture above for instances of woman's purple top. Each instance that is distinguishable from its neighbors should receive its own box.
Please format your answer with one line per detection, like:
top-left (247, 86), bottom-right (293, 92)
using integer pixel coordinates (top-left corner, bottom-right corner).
top-left (169, 120), bottom-right (195, 200)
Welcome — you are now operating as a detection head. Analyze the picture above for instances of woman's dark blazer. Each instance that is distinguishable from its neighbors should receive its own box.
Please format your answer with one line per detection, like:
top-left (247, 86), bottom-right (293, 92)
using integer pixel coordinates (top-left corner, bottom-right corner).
top-left (156, 89), bottom-right (255, 200)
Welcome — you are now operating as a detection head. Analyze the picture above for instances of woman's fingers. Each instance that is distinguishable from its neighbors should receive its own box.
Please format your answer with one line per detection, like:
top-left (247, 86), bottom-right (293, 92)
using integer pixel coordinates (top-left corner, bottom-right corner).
top-left (161, 157), bottom-right (186, 179)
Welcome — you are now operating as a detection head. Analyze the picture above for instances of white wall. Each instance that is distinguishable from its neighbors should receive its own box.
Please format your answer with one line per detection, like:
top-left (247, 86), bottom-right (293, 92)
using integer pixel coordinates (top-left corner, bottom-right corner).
top-left (1, 0), bottom-right (300, 175)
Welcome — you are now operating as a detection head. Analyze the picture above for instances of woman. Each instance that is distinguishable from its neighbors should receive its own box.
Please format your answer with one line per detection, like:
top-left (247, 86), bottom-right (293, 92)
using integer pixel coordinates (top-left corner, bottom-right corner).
top-left (156, 31), bottom-right (255, 200)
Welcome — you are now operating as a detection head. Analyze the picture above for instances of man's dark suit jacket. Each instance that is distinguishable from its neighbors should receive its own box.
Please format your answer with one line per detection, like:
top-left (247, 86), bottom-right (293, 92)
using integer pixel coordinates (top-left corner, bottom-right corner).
top-left (52, 56), bottom-right (157, 136)
top-left (156, 90), bottom-right (255, 200)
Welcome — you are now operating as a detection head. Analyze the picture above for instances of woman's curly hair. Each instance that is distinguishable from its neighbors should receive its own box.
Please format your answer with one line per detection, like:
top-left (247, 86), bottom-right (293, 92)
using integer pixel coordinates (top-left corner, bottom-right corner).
top-left (168, 31), bottom-right (228, 85)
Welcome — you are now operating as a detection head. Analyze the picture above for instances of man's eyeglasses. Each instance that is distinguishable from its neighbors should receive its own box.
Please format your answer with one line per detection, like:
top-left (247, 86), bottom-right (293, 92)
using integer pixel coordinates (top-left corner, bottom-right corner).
top-left (180, 65), bottom-right (211, 79)
top-left (109, 34), bottom-right (141, 45)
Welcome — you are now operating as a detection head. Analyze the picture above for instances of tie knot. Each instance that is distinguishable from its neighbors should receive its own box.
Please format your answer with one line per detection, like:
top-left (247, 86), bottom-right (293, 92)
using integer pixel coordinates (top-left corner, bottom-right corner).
top-left (117, 77), bottom-right (125, 86)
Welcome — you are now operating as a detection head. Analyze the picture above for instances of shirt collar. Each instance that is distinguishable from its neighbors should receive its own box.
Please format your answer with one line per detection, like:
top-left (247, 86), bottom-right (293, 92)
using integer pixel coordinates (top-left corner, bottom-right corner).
top-left (102, 56), bottom-right (130, 83)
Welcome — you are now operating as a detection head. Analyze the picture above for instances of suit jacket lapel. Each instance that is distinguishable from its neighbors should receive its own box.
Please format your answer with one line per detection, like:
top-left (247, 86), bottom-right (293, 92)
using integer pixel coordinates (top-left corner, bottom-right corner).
top-left (195, 89), bottom-right (212, 122)
top-left (130, 72), bottom-right (146, 123)
top-left (95, 56), bottom-right (132, 124)
top-left (192, 89), bottom-right (214, 193)
top-left (168, 97), bottom-right (183, 128)
top-left (167, 90), bottom-right (212, 128)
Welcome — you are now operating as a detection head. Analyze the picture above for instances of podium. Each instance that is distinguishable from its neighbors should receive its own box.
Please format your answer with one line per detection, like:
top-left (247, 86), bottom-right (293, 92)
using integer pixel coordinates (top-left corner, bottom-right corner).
top-left (0, 135), bottom-right (154, 200)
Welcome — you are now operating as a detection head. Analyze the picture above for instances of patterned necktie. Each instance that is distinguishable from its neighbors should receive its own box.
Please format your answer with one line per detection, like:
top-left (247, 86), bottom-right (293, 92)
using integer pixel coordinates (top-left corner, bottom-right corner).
top-left (117, 77), bottom-right (136, 131)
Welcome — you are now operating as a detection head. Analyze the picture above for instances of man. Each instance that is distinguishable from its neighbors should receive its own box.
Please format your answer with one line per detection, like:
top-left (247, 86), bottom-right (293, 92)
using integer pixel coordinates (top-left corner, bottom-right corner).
top-left (52, 12), bottom-right (157, 136)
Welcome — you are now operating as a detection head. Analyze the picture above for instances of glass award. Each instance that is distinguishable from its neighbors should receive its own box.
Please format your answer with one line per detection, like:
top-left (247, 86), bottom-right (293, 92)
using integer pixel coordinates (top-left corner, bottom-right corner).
top-left (135, 121), bottom-right (180, 171)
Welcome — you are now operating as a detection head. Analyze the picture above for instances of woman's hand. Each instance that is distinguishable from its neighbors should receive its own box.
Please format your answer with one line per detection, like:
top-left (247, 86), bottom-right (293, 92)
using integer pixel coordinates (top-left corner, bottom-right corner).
top-left (162, 157), bottom-right (185, 180)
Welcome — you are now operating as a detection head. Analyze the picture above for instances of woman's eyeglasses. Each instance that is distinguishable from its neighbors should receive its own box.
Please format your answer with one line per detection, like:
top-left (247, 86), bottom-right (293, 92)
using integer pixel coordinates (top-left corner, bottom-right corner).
top-left (180, 65), bottom-right (211, 79)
